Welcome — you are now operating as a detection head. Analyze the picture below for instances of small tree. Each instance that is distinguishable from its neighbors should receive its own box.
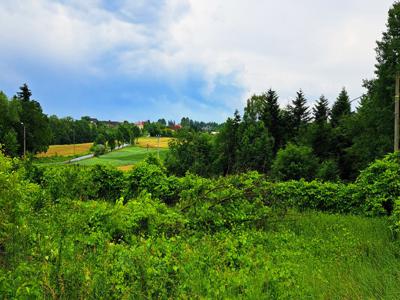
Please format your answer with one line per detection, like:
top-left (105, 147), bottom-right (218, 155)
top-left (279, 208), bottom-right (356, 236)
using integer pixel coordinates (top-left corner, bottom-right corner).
top-left (271, 143), bottom-right (318, 181)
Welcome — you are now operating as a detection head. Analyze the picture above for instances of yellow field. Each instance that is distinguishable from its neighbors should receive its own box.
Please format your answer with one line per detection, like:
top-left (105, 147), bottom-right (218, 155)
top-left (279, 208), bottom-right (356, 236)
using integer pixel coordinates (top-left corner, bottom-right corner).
top-left (117, 164), bottom-right (135, 172)
top-left (36, 143), bottom-right (93, 157)
top-left (136, 137), bottom-right (172, 149)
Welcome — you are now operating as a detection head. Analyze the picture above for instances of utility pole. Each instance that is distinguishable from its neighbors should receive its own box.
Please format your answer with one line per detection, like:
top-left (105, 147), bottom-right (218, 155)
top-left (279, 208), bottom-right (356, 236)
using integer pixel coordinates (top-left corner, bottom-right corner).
top-left (21, 122), bottom-right (26, 158)
top-left (157, 134), bottom-right (160, 159)
top-left (73, 129), bottom-right (76, 156)
top-left (395, 73), bottom-right (400, 152)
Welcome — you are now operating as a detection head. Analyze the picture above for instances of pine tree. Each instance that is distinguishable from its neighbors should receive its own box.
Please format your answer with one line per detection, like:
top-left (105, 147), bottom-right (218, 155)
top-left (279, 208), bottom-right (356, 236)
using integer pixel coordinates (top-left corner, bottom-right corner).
top-left (291, 90), bottom-right (310, 131)
top-left (16, 84), bottom-right (51, 155)
top-left (261, 89), bottom-right (282, 152)
top-left (307, 95), bottom-right (333, 160)
top-left (313, 95), bottom-right (330, 124)
top-left (16, 83), bottom-right (32, 101)
top-left (331, 88), bottom-right (351, 127)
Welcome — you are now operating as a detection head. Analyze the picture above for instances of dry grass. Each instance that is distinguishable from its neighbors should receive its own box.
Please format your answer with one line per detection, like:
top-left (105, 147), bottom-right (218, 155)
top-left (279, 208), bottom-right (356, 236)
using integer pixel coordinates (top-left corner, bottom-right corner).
top-left (36, 143), bottom-right (93, 157)
top-left (117, 164), bottom-right (135, 172)
top-left (136, 137), bottom-right (173, 149)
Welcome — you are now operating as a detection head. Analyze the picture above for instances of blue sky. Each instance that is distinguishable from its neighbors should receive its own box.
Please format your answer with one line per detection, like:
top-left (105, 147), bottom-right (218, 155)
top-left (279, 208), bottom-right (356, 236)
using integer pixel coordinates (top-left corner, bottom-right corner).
top-left (0, 0), bottom-right (395, 122)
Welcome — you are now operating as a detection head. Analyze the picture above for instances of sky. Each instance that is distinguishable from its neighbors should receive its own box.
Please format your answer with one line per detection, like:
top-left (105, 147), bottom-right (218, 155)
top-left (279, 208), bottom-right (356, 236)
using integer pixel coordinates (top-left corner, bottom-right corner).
top-left (0, 0), bottom-right (395, 122)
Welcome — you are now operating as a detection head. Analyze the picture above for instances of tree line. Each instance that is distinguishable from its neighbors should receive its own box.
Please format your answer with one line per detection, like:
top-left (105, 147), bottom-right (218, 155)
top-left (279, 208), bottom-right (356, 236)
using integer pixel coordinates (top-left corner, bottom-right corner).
top-left (164, 2), bottom-right (400, 181)
top-left (0, 82), bottom-right (224, 156)
top-left (0, 85), bottom-right (144, 156)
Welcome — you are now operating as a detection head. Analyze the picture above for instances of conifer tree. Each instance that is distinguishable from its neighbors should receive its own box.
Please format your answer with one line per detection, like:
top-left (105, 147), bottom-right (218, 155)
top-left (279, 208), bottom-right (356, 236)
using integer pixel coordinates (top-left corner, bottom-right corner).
top-left (331, 88), bottom-right (351, 127)
top-left (291, 89), bottom-right (310, 132)
top-left (262, 89), bottom-right (282, 152)
top-left (313, 95), bottom-right (330, 124)
top-left (346, 2), bottom-right (400, 169)
top-left (16, 84), bottom-right (51, 154)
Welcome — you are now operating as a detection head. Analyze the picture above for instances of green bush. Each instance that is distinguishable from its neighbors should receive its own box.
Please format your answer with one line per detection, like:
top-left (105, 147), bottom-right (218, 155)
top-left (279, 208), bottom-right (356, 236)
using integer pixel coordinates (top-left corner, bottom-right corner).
top-left (125, 162), bottom-right (180, 205)
top-left (91, 144), bottom-right (106, 157)
top-left (266, 180), bottom-right (360, 214)
top-left (41, 165), bottom-right (97, 201)
top-left (90, 165), bottom-right (125, 202)
top-left (354, 152), bottom-right (400, 216)
top-left (178, 172), bottom-right (272, 231)
top-left (271, 143), bottom-right (319, 181)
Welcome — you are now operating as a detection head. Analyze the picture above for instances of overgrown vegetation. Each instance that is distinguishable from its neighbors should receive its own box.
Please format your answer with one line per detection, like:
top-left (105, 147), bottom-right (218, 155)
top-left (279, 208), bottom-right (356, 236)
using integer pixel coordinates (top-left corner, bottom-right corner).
top-left (1, 2), bottom-right (400, 299)
top-left (2, 150), bottom-right (400, 298)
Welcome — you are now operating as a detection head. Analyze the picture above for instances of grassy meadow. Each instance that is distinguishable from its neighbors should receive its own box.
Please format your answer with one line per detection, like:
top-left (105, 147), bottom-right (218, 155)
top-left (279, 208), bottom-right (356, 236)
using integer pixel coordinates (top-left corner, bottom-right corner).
top-left (33, 137), bottom-right (172, 167)
top-left (36, 142), bottom-right (93, 157)
top-left (76, 145), bottom-right (168, 168)
top-left (136, 136), bottom-right (172, 148)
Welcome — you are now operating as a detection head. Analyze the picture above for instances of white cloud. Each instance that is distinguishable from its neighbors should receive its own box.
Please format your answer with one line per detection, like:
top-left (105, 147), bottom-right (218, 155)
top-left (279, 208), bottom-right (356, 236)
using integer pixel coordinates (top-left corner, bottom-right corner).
top-left (163, 0), bottom-right (394, 104)
top-left (0, 0), bottom-right (395, 113)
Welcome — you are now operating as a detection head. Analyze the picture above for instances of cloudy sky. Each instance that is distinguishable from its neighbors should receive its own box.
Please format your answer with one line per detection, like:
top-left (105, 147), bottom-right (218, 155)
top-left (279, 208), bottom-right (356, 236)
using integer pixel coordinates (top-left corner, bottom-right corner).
top-left (0, 0), bottom-right (395, 122)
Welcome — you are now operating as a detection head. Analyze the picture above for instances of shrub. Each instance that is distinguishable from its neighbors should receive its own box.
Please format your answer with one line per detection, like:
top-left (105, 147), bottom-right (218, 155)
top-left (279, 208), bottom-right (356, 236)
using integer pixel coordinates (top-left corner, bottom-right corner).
top-left (91, 144), bottom-right (106, 157)
top-left (125, 162), bottom-right (180, 205)
top-left (271, 143), bottom-right (319, 181)
top-left (354, 152), bottom-right (400, 216)
top-left (41, 165), bottom-right (97, 201)
top-left (91, 165), bottom-right (125, 202)
top-left (266, 180), bottom-right (360, 214)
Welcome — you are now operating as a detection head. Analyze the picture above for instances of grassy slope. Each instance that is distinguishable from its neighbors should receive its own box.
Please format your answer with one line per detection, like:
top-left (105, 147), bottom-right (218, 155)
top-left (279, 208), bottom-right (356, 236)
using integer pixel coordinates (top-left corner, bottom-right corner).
top-left (76, 146), bottom-right (168, 167)
top-left (36, 142), bottom-right (93, 157)
top-left (136, 137), bottom-right (172, 148)
top-left (6, 205), bottom-right (400, 299)
top-left (34, 137), bottom-right (172, 166)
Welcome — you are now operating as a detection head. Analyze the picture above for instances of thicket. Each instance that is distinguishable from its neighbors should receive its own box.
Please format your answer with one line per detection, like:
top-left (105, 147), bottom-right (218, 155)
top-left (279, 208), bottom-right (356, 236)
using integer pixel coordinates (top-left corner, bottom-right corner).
top-left (2, 150), bottom-right (400, 298)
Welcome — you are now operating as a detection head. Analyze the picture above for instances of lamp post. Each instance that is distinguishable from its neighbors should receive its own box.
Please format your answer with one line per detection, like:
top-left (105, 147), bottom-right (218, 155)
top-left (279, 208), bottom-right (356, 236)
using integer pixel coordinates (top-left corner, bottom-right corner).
top-left (157, 134), bottom-right (160, 159)
top-left (20, 122), bottom-right (26, 158)
top-left (395, 73), bottom-right (400, 152)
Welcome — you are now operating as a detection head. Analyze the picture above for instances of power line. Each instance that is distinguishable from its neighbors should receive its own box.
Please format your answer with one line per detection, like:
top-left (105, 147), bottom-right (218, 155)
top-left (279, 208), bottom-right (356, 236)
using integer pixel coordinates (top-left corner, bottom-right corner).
top-left (350, 95), bottom-right (362, 103)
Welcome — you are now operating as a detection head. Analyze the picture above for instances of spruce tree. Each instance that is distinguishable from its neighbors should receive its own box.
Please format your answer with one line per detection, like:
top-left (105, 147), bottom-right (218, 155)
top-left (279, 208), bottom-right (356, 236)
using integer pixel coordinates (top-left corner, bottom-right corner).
top-left (16, 84), bottom-right (51, 155)
top-left (331, 88), bottom-right (351, 127)
top-left (308, 95), bottom-right (333, 159)
top-left (291, 89), bottom-right (310, 131)
top-left (261, 89), bottom-right (282, 152)
top-left (313, 95), bottom-right (330, 124)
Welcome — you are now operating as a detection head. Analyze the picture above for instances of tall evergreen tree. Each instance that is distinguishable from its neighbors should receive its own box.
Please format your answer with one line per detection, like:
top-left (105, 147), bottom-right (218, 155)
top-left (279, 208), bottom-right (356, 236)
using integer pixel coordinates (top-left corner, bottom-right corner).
top-left (261, 89), bottom-right (282, 152)
top-left (292, 90), bottom-right (310, 126)
top-left (331, 88), bottom-right (351, 127)
top-left (346, 2), bottom-right (400, 170)
top-left (313, 95), bottom-right (330, 124)
top-left (16, 84), bottom-right (51, 155)
top-left (16, 83), bottom-right (32, 101)
top-left (307, 95), bottom-right (333, 160)
top-left (291, 90), bottom-right (310, 133)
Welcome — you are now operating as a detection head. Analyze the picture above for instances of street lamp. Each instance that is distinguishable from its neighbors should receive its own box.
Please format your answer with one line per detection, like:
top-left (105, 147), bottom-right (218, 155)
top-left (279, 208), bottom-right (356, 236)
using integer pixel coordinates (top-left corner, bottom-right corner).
top-left (156, 134), bottom-right (161, 159)
top-left (20, 122), bottom-right (26, 158)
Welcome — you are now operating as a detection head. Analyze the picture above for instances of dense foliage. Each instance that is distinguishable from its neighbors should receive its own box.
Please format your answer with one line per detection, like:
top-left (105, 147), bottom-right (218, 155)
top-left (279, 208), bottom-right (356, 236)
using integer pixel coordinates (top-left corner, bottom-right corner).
top-left (2, 150), bottom-right (400, 298)
top-left (2, 2), bottom-right (400, 299)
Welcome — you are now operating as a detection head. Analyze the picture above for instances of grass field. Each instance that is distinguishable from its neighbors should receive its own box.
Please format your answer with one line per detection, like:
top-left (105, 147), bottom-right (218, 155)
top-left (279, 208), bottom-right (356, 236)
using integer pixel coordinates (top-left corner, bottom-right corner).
top-left (36, 137), bottom-right (171, 158)
top-left (36, 142), bottom-right (93, 157)
top-left (136, 137), bottom-right (172, 148)
top-left (76, 146), bottom-right (168, 168)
